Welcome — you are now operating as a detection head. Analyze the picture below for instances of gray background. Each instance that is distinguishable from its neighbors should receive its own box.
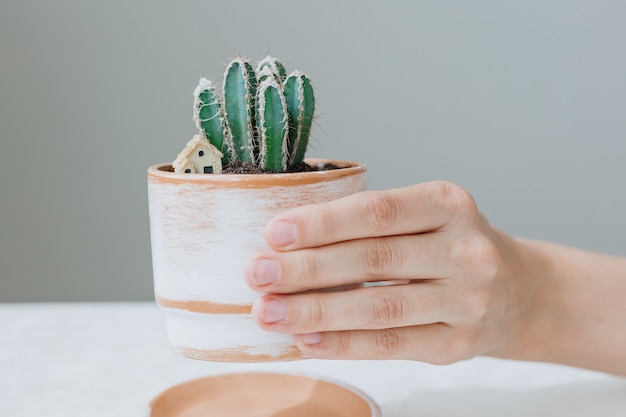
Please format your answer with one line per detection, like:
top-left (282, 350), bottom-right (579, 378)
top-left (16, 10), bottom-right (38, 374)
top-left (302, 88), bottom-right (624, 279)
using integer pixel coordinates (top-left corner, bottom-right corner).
top-left (1, 0), bottom-right (624, 302)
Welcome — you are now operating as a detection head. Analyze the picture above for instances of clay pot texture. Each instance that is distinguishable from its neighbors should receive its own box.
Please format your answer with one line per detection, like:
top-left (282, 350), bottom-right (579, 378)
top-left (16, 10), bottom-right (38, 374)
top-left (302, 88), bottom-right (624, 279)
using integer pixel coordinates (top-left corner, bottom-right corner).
top-left (147, 159), bottom-right (367, 361)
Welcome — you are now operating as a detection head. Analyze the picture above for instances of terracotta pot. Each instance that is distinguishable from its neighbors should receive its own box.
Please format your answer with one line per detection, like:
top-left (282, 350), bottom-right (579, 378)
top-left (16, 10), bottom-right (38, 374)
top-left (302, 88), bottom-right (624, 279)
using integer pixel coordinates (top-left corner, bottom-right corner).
top-left (147, 159), bottom-right (367, 362)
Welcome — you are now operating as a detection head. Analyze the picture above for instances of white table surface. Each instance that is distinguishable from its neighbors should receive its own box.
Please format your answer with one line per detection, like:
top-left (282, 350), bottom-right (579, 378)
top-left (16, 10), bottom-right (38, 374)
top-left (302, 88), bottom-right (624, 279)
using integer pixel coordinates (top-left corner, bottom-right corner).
top-left (1, 302), bottom-right (625, 416)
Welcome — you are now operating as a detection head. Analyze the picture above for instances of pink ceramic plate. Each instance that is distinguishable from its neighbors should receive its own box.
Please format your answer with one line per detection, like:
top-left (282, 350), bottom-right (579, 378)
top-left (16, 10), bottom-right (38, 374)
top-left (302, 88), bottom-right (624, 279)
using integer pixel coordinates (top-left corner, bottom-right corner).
top-left (147, 372), bottom-right (381, 417)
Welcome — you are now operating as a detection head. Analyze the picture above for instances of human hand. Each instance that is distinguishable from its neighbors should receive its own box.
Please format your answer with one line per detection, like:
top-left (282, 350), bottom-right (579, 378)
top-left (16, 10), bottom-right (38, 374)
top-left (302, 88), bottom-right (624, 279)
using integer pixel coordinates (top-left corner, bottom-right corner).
top-left (245, 181), bottom-right (535, 363)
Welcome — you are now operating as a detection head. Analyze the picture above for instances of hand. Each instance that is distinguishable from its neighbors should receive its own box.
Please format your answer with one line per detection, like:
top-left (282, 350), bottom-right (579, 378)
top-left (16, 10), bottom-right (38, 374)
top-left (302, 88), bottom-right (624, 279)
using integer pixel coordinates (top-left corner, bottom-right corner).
top-left (245, 181), bottom-right (534, 364)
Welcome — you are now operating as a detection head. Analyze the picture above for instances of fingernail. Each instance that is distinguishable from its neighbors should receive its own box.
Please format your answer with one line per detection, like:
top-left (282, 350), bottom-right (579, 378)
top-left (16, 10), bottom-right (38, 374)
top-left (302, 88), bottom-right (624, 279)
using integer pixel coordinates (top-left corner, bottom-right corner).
top-left (303, 332), bottom-right (322, 345)
top-left (249, 258), bottom-right (280, 286)
top-left (267, 220), bottom-right (297, 247)
top-left (260, 299), bottom-right (288, 323)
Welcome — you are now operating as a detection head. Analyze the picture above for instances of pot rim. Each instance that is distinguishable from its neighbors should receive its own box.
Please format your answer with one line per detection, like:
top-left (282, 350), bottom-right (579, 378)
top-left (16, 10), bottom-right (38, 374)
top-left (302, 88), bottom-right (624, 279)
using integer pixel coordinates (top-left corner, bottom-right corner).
top-left (147, 158), bottom-right (366, 187)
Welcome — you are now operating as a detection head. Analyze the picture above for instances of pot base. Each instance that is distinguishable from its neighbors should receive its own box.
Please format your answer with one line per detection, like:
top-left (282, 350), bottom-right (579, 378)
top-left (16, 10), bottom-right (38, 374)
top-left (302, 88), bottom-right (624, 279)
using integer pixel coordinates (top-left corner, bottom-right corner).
top-left (174, 345), bottom-right (305, 362)
top-left (163, 308), bottom-right (302, 362)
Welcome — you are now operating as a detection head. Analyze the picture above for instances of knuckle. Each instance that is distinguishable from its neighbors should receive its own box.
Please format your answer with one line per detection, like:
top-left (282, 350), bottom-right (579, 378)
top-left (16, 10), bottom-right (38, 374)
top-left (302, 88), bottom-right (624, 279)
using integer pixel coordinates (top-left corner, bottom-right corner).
top-left (297, 250), bottom-right (319, 285)
top-left (364, 192), bottom-right (401, 233)
top-left (476, 238), bottom-right (502, 278)
top-left (374, 328), bottom-right (402, 356)
top-left (450, 235), bottom-right (501, 279)
top-left (336, 330), bottom-right (352, 355)
top-left (311, 204), bottom-right (337, 242)
top-left (452, 330), bottom-right (479, 360)
top-left (305, 294), bottom-right (325, 329)
top-left (464, 287), bottom-right (492, 324)
top-left (436, 181), bottom-right (477, 217)
top-left (312, 204), bottom-right (337, 236)
top-left (363, 238), bottom-right (397, 277)
top-left (370, 291), bottom-right (405, 326)
top-left (434, 330), bottom-right (477, 365)
top-left (448, 236), bottom-right (500, 323)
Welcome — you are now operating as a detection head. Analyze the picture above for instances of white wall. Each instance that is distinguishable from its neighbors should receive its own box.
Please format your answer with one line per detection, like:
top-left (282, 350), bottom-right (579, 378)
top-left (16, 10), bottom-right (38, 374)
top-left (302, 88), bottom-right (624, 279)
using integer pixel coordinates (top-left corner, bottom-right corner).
top-left (1, 0), bottom-right (625, 301)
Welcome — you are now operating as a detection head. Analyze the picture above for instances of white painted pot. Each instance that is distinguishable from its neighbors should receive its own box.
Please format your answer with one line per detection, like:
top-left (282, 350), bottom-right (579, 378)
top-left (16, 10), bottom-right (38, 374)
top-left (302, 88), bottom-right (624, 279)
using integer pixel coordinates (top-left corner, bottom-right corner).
top-left (147, 159), bottom-right (367, 362)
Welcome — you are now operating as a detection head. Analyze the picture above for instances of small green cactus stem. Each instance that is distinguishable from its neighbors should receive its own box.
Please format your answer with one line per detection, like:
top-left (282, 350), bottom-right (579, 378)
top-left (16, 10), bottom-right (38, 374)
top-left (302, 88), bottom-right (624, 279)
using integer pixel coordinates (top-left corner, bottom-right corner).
top-left (257, 77), bottom-right (288, 172)
top-left (257, 55), bottom-right (287, 85)
top-left (223, 57), bottom-right (257, 162)
top-left (193, 78), bottom-right (230, 162)
top-left (283, 70), bottom-right (315, 166)
top-left (257, 65), bottom-right (277, 84)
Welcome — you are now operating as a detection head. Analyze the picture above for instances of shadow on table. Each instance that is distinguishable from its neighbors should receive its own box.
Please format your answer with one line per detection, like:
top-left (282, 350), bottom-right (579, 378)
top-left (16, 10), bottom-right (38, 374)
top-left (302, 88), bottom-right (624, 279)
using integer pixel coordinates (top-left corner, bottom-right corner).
top-left (381, 379), bottom-right (626, 417)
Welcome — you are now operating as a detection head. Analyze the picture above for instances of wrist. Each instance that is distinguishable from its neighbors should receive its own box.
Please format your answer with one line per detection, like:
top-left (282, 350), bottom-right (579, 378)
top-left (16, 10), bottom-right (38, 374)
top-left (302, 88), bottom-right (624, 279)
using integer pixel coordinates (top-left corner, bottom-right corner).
top-left (483, 235), bottom-right (550, 362)
top-left (501, 237), bottom-right (560, 363)
top-left (493, 238), bottom-right (626, 375)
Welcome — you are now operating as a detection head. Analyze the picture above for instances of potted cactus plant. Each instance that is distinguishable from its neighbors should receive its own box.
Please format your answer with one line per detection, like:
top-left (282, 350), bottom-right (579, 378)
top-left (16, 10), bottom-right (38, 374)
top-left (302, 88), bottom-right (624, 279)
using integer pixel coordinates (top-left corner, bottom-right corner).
top-left (173, 55), bottom-right (318, 175)
top-left (147, 54), bottom-right (366, 362)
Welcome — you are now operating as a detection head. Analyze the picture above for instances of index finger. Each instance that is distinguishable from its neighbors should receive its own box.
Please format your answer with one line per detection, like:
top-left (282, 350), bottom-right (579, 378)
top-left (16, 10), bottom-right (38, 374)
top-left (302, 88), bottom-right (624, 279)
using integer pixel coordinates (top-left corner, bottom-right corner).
top-left (265, 180), bottom-right (472, 250)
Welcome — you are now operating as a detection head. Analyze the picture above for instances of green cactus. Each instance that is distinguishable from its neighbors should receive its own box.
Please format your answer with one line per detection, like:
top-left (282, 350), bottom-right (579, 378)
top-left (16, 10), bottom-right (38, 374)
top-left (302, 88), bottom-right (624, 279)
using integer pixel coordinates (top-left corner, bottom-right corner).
top-left (256, 55), bottom-right (287, 85)
top-left (223, 57), bottom-right (257, 162)
top-left (283, 70), bottom-right (315, 166)
top-left (187, 54), bottom-right (316, 173)
top-left (257, 65), bottom-right (277, 84)
top-left (193, 78), bottom-right (229, 163)
top-left (257, 77), bottom-right (288, 172)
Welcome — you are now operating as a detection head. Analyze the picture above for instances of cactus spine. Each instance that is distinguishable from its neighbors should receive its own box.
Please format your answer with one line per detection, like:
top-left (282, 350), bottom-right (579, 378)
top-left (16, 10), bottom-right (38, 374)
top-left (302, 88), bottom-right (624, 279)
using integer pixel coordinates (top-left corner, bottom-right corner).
top-left (257, 55), bottom-right (287, 85)
top-left (223, 57), bottom-right (257, 162)
top-left (187, 54), bottom-right (316, 173)
top-left (284, 70), bottom-right (315, 166)
top-left (257, 77), bottom-right (289, 172)
top-left (193, 78), bottom-right (229, 163)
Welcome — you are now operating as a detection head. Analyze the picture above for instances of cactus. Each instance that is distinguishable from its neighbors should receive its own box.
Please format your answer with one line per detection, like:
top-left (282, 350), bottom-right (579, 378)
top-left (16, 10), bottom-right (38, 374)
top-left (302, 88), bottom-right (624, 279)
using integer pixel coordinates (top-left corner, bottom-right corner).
top-left (257, 55), bottom-right (287, 85)
top-left (257, 77), bottom-right (289, 172)
top-left (283, 70), bottom-right (315, 166)
top-left (185, 54), bottom-right (316, 173)
top-left (193, 78), bottom-right (230, 163)
top-left (223, 57), bottom-right (257, 162)
top-left (257, 65), bottom-right (276, 84)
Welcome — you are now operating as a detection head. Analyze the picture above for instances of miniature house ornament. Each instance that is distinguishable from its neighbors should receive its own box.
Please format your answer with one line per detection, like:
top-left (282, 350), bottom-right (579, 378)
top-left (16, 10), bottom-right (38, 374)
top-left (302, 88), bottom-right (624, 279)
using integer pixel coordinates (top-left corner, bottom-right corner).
top-left (173, 134), bottom-right (224, 174)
